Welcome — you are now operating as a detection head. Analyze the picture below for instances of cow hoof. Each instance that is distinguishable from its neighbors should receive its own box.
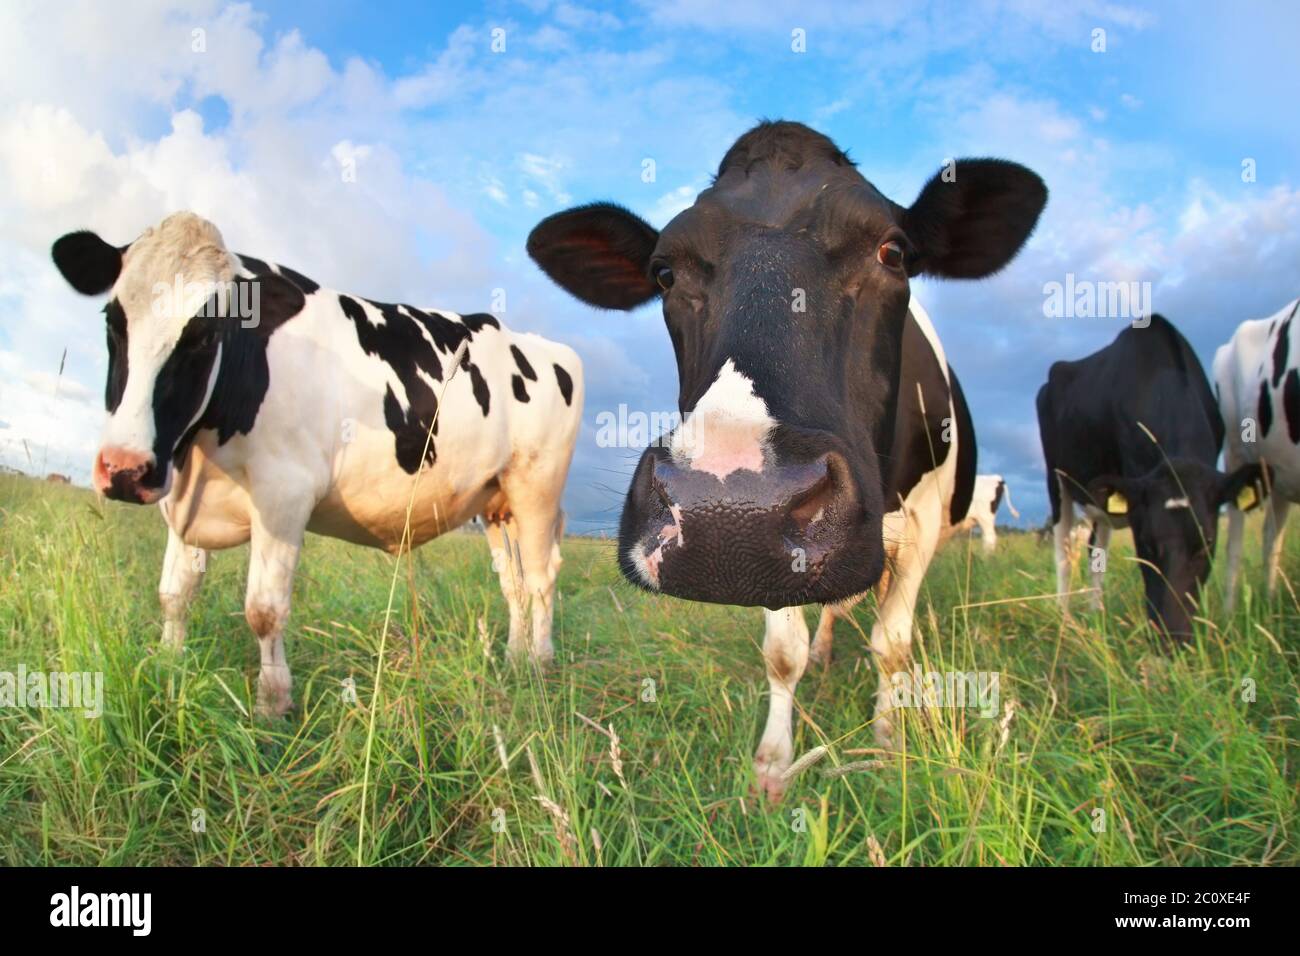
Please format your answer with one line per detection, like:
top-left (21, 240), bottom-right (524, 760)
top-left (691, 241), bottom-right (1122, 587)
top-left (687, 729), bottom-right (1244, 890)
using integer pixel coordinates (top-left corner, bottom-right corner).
top-left (160, 622), bottom-right (186, 654)
top-left (752, 753), bottom-right (791, 804)
top-left (256, 667), bottom-right (293, 718)
top-left (872, 715), bottom-right (899, 753)
top-left (506, 644), bottom-right (552, 669)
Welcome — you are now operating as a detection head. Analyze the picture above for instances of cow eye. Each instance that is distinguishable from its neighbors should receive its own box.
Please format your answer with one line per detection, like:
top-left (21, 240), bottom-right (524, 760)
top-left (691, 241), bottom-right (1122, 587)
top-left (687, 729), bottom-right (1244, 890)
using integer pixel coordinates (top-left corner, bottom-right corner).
top-left (877, 240), bottom-right (905, 271)
top-left (653, 265), bottom-right (675, 291)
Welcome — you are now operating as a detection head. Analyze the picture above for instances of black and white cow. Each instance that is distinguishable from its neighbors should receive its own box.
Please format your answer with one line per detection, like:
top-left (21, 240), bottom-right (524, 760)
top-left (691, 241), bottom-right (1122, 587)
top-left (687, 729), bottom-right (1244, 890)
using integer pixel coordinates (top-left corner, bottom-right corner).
top-left (527, 121), bottom-right (1046, 798)
top-left (951, 474), bottom-right (1020, 553)
top-left (1214, 297), bottom-right (1300, 610)
top-left (1037, 314), bottom-right (1266, 640)
top-left (53, 212), bottom-right (582, 714)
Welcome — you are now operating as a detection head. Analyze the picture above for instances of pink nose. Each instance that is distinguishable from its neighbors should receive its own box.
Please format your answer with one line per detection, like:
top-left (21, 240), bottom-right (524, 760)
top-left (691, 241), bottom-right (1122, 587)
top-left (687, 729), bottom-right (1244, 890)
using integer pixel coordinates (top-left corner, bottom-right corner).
top-left (94, 446), bottom-right (163, 503)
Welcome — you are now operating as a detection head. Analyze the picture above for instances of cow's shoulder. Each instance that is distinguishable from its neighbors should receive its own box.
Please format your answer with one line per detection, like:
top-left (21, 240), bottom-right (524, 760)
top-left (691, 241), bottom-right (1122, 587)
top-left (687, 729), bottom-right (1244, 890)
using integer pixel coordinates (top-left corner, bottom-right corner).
top-left (947, 365), bottom-right (977, 525)
top-left (882, 304), bottom-right (954, 508)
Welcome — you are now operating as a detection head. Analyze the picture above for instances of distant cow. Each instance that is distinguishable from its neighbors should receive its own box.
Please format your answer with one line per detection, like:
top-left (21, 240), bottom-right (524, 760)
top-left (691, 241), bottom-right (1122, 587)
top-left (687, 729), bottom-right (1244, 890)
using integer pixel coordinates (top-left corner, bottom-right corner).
top-left (1037, 314), bottom-right (1266, 640)
top-left (953, 474), bottom-right (1020, 553)
top-left (53, 213), bottom-right (582, 714)
top-left (1214, 297), bottom-right (1299, 610)
top-left (45, 473), bottom-right (71, 484)
top-left (528, 120), bottom-right (1045, 797)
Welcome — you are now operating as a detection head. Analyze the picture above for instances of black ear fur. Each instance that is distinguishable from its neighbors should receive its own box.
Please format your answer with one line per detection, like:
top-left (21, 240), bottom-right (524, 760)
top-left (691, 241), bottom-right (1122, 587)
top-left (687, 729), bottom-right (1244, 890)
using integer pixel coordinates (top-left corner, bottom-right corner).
top-left (904, 159), bottom-right (1047, 279)
top-left (52, 230), bottom-right (125, 295)
top-left (1219, 462), bottom-right (1270, 512)
top-left (526, 202), bottom-right (660, 311)
top-left (1086, 473), bottom-right (1137, 516)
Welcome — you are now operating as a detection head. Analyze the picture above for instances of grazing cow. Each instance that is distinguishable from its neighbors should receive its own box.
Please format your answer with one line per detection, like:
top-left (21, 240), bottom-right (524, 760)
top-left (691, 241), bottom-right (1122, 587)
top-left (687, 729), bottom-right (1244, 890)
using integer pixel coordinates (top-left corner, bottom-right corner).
top-left (52, 212), bottom-right (582, 715)
top-left (528, 120), bottom-right (1046, 797)
top-left (952, 474), bottom-right (1020, 553)
top-left (1036, 314), bottom-right (1267, 640)
top-left (1214, 297), bottom-right (1300, 610)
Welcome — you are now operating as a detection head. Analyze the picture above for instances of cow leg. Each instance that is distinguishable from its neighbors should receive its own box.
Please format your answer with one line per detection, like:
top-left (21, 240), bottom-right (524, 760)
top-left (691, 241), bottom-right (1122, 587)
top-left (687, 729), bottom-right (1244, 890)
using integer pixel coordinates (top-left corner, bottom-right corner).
top-left (1223, 500), bottom-right (1245, 613)
top-left (976, 513), bottom-right (998, 554)
top-left (870, 549), bottom-right (931, 750)
top-left (495, 491), bottom-right (565, 665)
top-left (245, 508), bottom-right (308, 718)
top-left (1053, 484), bottom-right (1076, 613)
top-left (810, 606), bottom-right (836, 666)
top-left (1263, 496), bottom-right (1292, 599)
top-left (159, 527), bottom-right (205, 652)
top-left (484, 516), bottom-right (530, 658)
top-left (810, 593), bottom-right (865, 666)
top-left (1088, 520), bottom-right (1111, 612)
top-left (754, 606), bottom-right (810, 802)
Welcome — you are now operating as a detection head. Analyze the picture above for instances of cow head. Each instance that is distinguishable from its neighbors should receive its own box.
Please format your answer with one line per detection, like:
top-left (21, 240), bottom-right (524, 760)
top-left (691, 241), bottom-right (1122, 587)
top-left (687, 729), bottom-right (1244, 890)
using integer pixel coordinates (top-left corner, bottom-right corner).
top-left (1087, 459), bottom-right (1268, 639)
top-left (528, 121), bottom-right (1046, 607)
top-left (52, 212), bottom-right (304, 503)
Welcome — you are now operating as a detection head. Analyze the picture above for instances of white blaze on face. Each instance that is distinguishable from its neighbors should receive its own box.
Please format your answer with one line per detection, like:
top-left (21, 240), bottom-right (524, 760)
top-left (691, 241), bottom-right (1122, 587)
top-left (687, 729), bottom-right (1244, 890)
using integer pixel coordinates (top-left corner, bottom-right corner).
top-left (100, 213), bottom-right (233, 460)
top-left (670, 359), bottom-right (774, 480)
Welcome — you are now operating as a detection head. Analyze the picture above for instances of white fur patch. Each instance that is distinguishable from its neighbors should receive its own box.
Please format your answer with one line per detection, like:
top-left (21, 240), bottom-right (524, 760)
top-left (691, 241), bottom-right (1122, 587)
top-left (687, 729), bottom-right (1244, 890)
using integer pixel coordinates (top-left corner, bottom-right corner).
top-left (629, 543), bottom-right (662, 589)
top-left (670, 359), bottom-right (773, 480)
top-left (1164, 496), bottom-right (1191, 510)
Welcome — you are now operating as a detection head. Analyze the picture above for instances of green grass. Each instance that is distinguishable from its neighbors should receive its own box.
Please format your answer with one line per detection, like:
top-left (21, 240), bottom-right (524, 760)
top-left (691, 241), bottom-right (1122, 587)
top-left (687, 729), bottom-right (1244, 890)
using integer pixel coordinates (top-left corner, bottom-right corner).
top-left (0, 471), bottom-right (1296, 866)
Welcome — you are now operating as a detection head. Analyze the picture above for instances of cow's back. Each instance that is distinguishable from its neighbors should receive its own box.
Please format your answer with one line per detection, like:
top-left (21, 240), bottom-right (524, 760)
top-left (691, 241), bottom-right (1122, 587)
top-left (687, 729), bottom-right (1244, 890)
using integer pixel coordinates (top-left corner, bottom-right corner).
top-left (1215, 299), bottom-right (1300, 498)
top-left (165, 276), bottom-right (582, 553)
top-left (1043, 316), bottom-right (1220, 489)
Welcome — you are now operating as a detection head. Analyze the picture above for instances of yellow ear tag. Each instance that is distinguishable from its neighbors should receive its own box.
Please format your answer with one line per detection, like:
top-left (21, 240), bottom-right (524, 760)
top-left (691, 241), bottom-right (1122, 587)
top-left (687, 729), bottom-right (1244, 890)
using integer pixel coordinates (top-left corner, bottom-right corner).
top-left (1236, 485), bottom-right (1258, 511)
top-left (1107, 492), bottom-right (1128, 515)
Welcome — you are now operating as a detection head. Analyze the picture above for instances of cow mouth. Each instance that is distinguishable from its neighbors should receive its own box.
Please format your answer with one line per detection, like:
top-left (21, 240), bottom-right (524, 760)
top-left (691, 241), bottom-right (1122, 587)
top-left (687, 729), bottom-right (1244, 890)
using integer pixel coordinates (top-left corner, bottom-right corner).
top-left (94, 456), bottom-right (172, 504)
top-left (617, 448), bottom-right (882, 608)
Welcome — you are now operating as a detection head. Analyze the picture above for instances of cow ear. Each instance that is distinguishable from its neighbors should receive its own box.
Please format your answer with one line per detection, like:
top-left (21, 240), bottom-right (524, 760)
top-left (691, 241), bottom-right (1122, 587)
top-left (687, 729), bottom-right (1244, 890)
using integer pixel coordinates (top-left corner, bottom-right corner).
top-left (235, 273), bottom-right (305, 338)
top-left (527, 202), bottom-right (660, 310)
top-left (52, 230), bottom-right (125, 295)
top-left (1219, 462), bottom-right (1270, 512)
top-left (1087, 474), bottom-right (1134, 516)
top-left (903, 160), bottom-right (1047, 279)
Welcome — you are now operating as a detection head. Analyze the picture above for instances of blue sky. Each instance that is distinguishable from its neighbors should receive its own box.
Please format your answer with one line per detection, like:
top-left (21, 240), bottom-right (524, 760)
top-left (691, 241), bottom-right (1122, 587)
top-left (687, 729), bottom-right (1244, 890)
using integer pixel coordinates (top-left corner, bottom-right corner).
top-left (1, 0), bottom-right (1298, 532)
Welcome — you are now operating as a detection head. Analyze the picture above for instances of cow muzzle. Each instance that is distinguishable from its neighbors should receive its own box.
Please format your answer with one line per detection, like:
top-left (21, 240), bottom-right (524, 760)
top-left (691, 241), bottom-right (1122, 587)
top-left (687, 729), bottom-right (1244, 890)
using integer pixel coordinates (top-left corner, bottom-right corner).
top-left (619, 443), bottom-right (880, 607)
top-left (93, 446), bottom-right (169, 504)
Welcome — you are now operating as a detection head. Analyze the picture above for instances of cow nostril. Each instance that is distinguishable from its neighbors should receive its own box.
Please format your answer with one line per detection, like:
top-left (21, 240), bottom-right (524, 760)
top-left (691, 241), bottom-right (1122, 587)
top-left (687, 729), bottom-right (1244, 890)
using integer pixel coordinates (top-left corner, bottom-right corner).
top-left (788, 466), bottom-right (836, 531)
top-left (651, 468), bottom-right (676, 513)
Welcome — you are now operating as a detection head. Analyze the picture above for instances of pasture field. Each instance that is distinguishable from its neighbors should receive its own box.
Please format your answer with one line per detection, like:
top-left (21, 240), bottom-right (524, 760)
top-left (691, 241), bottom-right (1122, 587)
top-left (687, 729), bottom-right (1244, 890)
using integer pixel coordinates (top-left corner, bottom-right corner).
top-left (0, 471), bottom-right (1296, 866)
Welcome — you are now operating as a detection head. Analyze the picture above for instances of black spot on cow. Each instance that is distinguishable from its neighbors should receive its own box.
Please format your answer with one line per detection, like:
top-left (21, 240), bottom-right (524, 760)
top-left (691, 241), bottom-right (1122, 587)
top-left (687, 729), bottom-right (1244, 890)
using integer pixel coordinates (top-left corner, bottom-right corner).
top-left (278, 265), bottom-right (320, 295)
top-left (104, 300), bottom-right (128, 412)
top-left (1272, 314), bottom-right (1291, 387)
top-left (1258, 380), bottom-right (1274, 436)
top-left (461, 312), bottom-right (501, 333)
top-left (168, 273), bottom-right (306, 475)
top-left (991, 480), bottom-right (1005, 515)
top-left (553, 363), bottom-right (574, 406)
top-left (1285, 368), bottom-right (1300, 443)
top-left (512, 374), bottom-right (530, 402)
top-left (883, 313), bottom-right (959, 510)
top-left (947, 366), bottom-right (977, 526)
top-left (466, 355), bottom-right (491, 416)
top-left (510, 345), bottom-right (537, 381)
top-left (340, 294), bottom-right (461, 473)
top-left (238, 254), bottom-right (271, 276)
